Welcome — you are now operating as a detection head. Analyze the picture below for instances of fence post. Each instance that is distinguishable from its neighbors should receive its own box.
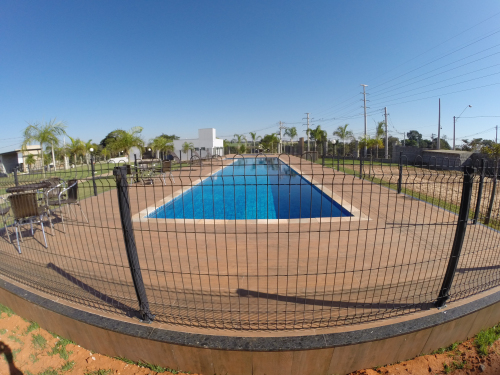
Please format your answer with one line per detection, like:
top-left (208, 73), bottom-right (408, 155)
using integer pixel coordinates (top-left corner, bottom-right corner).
top-left (359, 157), bottom-right (363, 179)
top-left (485, 161), bottom-right (498, 225)
top-left (113, 166), bottom-right (155, 322)
top-left (133, 154), bottom-right (139, 183)
top-left (397, 151), bottom-right (403, 194)
top-left (90, 154), bottom-right (98, 196)
top-left (13, 167), bottom-right (19, 186)
top-left (337, 156), bottom-right (340, 172)
top-left (473, 159), bottom-right (485, 224)
top-left (435, 166), bottom-right (474, 308)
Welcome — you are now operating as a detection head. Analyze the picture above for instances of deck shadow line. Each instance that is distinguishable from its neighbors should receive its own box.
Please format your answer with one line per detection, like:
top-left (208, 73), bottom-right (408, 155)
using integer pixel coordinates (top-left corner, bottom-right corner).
top-left (46, 262), bottom-right (140, 318)
top-left (236, 288), bottom-right (434, 310)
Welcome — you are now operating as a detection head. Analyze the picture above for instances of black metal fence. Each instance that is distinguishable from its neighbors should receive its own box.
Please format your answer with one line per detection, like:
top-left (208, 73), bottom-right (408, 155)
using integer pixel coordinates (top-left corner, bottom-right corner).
top-left (0, 152), bottom-right (499, 330)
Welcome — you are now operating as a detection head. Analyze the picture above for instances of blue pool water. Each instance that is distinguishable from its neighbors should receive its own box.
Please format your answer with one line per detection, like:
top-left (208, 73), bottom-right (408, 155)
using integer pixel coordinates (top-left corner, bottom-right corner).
top-left (147, 158), bottom-right (352, 220)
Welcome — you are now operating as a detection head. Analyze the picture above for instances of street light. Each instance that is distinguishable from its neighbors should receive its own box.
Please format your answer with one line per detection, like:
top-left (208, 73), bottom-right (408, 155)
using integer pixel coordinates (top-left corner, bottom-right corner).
top-left (89, 147), bottom-right (94, 153)
top-left (453, 105), bottom-right (472, 150)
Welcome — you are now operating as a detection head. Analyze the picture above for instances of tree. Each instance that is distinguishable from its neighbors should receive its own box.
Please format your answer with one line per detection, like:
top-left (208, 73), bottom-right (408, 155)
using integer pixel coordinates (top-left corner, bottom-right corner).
top-left (106, 127), bottom-right (144, 156)
top-left (309, 125), bottom-right (327, 153)
top-left (182, 141), bottom-right (194, 156)
top-left (260, 133), bottom-right (280, 152)
top-left (233, 134), bottom-right (246, 151)
top-left (66, 137), bottom-right (86, 165)
top-left (285, 127), bottom-right (298, 142)
top-left (100, 130), bottom-right (126, 149)
top-left (405, 130), bottom-right (423, 147)
top-left (375, 122), bottom-right (385, 157)
top-left (482, 143), bottom-right (500, 225)
top-left (22, 119), bottom-right (67, 172)
top-left (150, 135), bottom-right (174, 159)
top-left (248, 132), bottom-right (261, 151)
top-left (333, 124), bottom-right (354, 156)
top-left (24, 154), bottom-right (37, 171)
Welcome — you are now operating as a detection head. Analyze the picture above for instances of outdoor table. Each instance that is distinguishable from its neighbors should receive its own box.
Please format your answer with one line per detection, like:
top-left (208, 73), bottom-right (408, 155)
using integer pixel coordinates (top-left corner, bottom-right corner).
top-left (6, 181), bottom-right (52, 194)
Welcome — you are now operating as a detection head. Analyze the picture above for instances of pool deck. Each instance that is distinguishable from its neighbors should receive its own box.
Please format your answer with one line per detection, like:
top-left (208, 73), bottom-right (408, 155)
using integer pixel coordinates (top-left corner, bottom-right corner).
top-left (1, 154), bottom-right (499, 330)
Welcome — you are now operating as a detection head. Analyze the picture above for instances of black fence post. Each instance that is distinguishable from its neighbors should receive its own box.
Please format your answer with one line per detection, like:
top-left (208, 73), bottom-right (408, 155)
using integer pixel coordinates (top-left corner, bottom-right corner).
top-left (133, 154), bottom-right (139, 183)
top-left (337, 156), bottom-right (340, 172)
top-left (485, 161), bottom-right (498, 225)
top-left (397, 151), bottom-right (403, 194)
top-left (435, 166), bottom-right (474, 308)
top-left (90, 154), bottom-right (98, 196)
top-left (113, 166), bottom-right (155, 322)
top-left (359, 157), bottom-right (363, 179)
top-left (473, 159), bottom-right (485, 224)
top-left (13, 167), bottom-right (19, 186)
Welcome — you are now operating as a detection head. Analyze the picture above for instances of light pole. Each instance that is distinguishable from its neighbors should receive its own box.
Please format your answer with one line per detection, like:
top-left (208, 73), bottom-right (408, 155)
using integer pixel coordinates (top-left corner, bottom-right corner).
top-left (89, 148), bottom-right (97, 196)
top-left (453, 105), bottom-right (472, 150)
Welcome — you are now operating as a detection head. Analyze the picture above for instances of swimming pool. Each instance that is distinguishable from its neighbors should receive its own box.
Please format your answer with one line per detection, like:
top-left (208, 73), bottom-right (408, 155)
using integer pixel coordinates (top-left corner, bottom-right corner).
top-left (147, 158), bottom-right (352, 220)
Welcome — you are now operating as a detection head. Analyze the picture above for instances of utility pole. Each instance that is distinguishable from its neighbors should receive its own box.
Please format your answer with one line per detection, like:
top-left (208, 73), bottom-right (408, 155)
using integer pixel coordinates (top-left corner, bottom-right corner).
top-left (453, 116), bottom-right (456, 150)
top-left (438, 98), bottom-right (441, 150)
top-left (278, 121), bottom-right (287, 154)
top-left (361, 84), bottom-right (368, 157)
top-left (384, 107), bottom-right (388, 159)
top-left (496, 125), bottom-right (498, 143)
top-left (303, 113), bottom-right (311, 152)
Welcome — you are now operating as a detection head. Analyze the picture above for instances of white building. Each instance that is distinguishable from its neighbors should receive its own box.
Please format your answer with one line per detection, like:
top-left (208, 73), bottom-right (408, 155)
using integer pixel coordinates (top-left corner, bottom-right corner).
top-left (173, 128), bottom-right (224, 160)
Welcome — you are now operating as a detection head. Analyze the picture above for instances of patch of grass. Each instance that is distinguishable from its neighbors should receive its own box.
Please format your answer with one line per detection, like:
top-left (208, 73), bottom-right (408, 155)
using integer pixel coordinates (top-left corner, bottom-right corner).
top-left (453, 360), bottom-right (467, 369)
top-left (25, 371), bottom-right (35, 375)
top-left (432, 341), bottom-right (463, 355)
top-left (61, 360), bottom-right (76, 371)
top-left (114, 356), bottom-right (135, 364)
top-left (475, 324), bottom-right (500, 356)
top-left (12, 348), bottom-right (21, 362)
top-left (115, 356), bottom-right (179, 374)
top-left (30, 353), bottom-right (39, 363)
top-left (0, 328), bottom-right (7, 335)
top-left (8, 334), bottom-right (24, 345)
top-left (25, 321), bottom-right (40, 334)
top-left (32, 333), bottom-right (47, 350)
top-left (84, 370), bottom-right (113, 375)
top-left (443, 363), bottom-right (452, 373)
top-left (0, 303), bottom-right (15, 317)
top-left (39, 368), bottom-right (59, 375)
top-left (137, 360), bottom-right (167, 372)
top-left (47, 337), bottom-right (74, 360)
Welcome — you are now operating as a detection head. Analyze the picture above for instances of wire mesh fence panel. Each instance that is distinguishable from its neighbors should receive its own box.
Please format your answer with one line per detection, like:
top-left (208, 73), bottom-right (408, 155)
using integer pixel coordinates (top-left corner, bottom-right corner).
top-left (2, 154), bottom-right (500, 330)
top-left (0, 161), bottom-right (140, 318)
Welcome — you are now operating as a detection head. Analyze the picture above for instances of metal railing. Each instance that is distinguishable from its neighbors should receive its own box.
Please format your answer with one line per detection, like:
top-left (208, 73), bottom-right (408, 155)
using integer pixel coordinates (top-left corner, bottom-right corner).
top-left (0, 152), bottom-right (499, 330)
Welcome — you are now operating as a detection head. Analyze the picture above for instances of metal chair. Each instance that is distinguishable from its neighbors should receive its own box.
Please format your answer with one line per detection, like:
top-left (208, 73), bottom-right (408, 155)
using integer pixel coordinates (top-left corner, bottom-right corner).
top-left (46, 179), bottom-right (88, 229)
top-left (0, 197), bottom-right (12, 243)
top-left (151, 161), bottom-right (175, 185)
top-left (8, 192), bottom-right (51, 253)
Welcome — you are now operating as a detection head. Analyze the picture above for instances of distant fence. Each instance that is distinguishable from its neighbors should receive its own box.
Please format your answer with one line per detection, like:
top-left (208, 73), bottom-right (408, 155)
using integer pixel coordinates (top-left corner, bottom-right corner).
top-left (0, 152), bottom-right (499, 330)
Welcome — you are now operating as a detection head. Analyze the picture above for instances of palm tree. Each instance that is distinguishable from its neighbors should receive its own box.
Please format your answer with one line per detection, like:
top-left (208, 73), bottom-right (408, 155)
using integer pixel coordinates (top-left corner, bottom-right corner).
top-left (310, 125), bottom-right (327, 153)
top-left (67, 137), bottom-right (86, 165)
top-left (333, 124), bottom-right (354, 156)
top-left (248, 132), bottom-right (261, 152)
top-left (22, 119), bottom-right (67, 172)
top-left (24, 154), bottom-right (37, 172)
top-left (150, 136), bottom-right (174, 159)
top-left (182, 141), bottom-right (194, 158)
top-left (101, 148), bottom-right (111, 161)
top-left (285, 127), bottom-right (297, 143)
top-left (107, 127), bottom-right (144, 157)
top-left (233, 134), bottom-right (246, 152)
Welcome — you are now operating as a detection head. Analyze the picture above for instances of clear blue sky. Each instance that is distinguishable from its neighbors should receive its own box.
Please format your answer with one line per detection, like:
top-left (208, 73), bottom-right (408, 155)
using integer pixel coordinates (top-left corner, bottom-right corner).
top-left (1, 0), bottom-right (500, 149)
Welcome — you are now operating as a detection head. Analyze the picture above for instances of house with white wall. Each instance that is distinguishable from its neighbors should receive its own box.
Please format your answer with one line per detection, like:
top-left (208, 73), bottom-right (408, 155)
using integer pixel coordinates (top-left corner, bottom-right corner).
top-left (173, 128), bottom-right (224, 160)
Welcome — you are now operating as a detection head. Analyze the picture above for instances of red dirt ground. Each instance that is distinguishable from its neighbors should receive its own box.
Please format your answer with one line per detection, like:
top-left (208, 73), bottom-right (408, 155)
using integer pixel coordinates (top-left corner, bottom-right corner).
top-left (2, 306), bottom-right (500, 374)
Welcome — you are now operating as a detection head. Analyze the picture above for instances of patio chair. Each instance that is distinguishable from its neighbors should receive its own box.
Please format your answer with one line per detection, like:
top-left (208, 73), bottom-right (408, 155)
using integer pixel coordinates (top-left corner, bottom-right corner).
top-left (150, 161), bottom-right (175, 185)
top-left (46, 179), bottom-right (88, 229)
top-left (45, 179), bottom-right (67, 232)
top-left (8, 192), bottom-right (51, 253)
top-left (0, 197), bottom-right (11, 243)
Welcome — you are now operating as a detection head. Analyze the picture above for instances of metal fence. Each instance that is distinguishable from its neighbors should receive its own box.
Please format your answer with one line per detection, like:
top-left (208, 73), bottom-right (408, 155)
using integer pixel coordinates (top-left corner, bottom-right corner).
top-left (0, 152), bottom-right (499, 331)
